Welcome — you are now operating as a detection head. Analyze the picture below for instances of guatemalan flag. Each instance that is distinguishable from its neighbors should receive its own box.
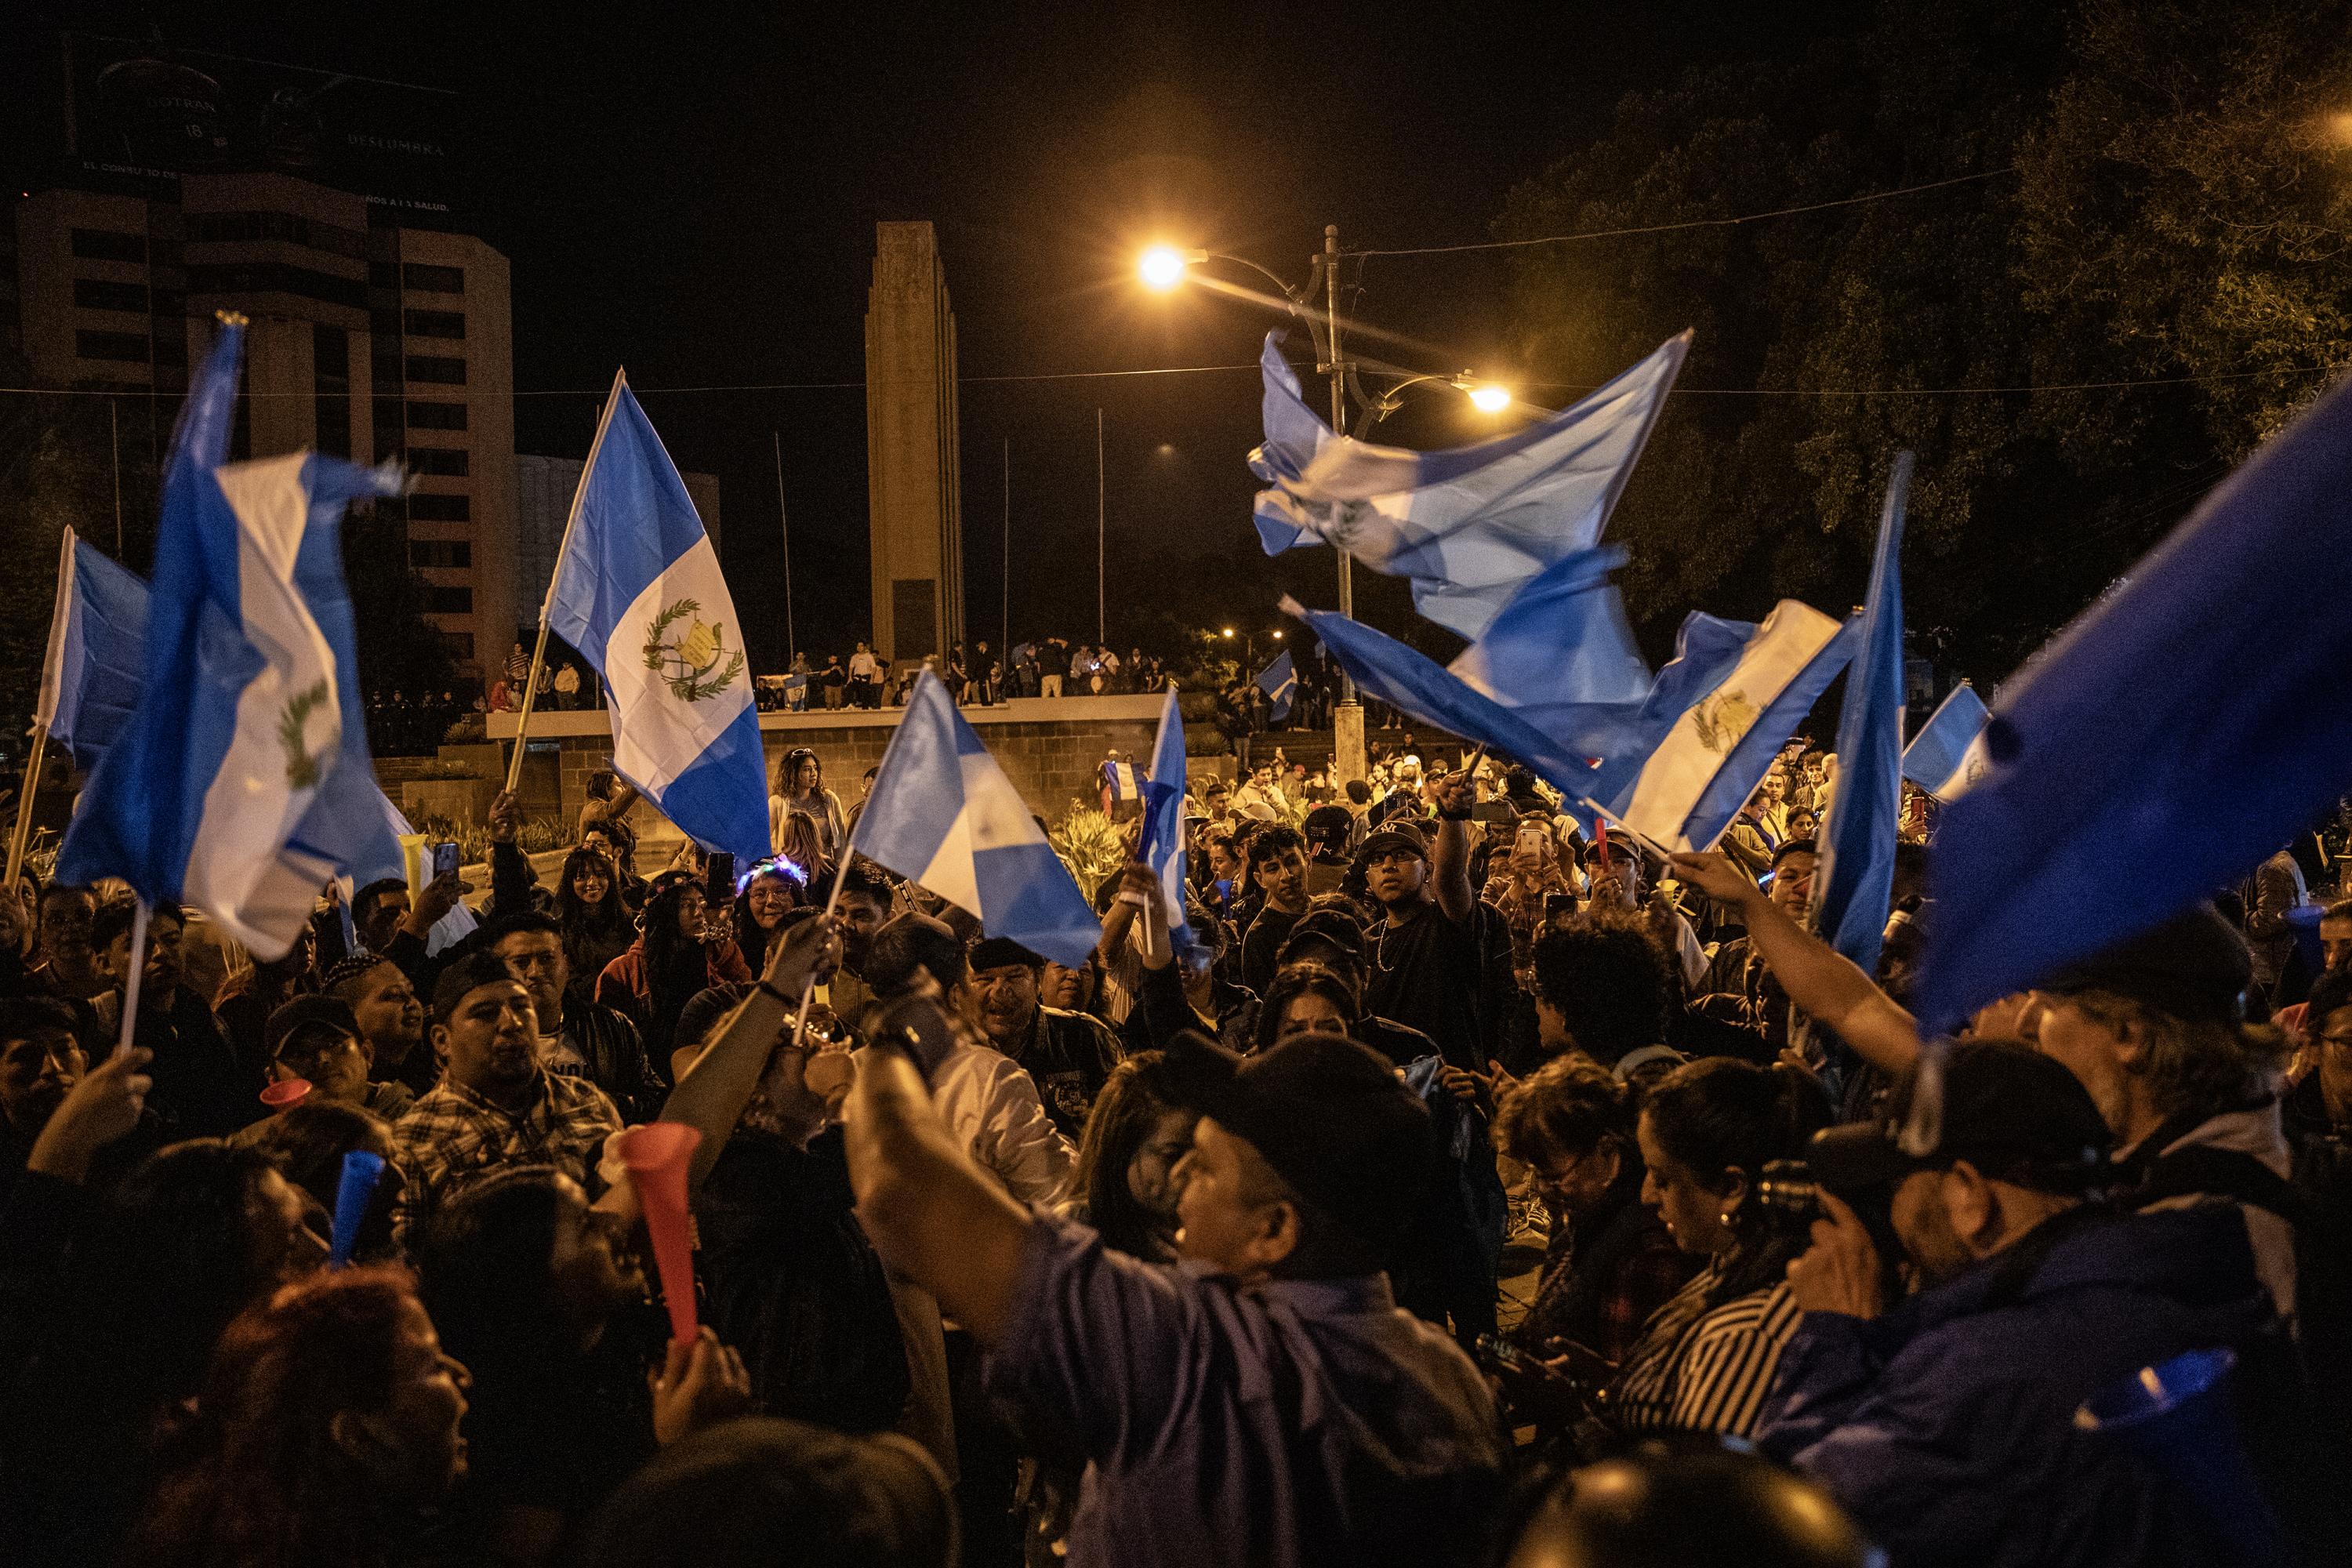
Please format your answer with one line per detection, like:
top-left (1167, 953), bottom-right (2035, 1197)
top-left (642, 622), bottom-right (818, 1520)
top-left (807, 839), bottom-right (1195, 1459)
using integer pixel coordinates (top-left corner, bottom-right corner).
top-left (546, 373), bottom-right (771, 863)
top-left (1251, 331), bottom-right (1688, 640)
top-left (57, 441), bottom-right (403, 955)
top-left (851, 670), bottom-right (1101, 966)
top-left (1142, 684), bottom-right (1200, 960)
top-left (34, 528), bottom-right (151, 776)
top-left (1596, 603), bottom-right (1859, 854)
top-left (1254, 649), bottom-right (1296, 725)
top-left (1900, 683), bottom-right (1991, 803)
top-left (1447, 543), bottom-right (1653, 760)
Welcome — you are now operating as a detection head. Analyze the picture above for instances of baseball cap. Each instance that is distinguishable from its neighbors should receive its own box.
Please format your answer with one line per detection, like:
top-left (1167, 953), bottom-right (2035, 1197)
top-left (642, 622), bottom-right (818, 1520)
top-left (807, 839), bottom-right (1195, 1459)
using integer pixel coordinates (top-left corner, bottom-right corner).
top-left (1279, 907), bottom-right (1367, 971)
top-left (1806, 1039), bottom-right (2113, 1195)
top-left (967, 936), bottom-right (1044, 972)
top-left (263, 996), bottom-right (361, 1065)
top-left (2037, 904), bottom-right (2252, 1023)
top-left (1160, 1029), bottom-right (1432, 1259)
top-left (1359, 826), bottom-right (1428, 863)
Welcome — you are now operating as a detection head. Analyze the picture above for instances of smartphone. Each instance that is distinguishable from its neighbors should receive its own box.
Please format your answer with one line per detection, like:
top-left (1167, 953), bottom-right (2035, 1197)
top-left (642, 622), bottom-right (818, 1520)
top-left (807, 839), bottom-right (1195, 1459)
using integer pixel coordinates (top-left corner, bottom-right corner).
top-left (1544, 892), bottom-right (1577, 923)
top-left (706, 851), bottom-right (737, 906)
top-left (1515, 826), bottom-right (1552, 860)
top-left (432, 841), bottom-right (460, 879)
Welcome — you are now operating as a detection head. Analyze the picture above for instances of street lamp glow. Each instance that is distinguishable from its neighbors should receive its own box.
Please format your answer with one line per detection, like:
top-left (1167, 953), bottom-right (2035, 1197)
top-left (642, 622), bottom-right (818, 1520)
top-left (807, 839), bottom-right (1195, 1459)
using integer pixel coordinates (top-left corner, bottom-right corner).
top-left (1271, 630), bottom-right (1283, 640)
top-left (1221, 627), bottom-right (1236, 639)
top-left (1465, 382), bottom-right (1513, 414)
top-left (1138, 246), bottom-right (1193, 292)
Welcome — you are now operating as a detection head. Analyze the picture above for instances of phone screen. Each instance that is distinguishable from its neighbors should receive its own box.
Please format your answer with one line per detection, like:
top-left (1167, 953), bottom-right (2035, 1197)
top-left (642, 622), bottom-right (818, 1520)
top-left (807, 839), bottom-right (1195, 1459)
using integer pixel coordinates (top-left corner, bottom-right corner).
top-left (433, 841), bottom-right (459, 879)
top-left (706, 851), bottom-right (737, 905)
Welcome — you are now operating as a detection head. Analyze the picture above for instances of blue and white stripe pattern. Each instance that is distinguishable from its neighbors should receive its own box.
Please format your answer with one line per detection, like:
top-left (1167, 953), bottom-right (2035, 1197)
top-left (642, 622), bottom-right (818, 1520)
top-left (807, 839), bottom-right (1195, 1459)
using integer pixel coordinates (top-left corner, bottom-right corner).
top-left (1254, 649), bottom-right (1296, 724)
top-left (34, 529), bottom-right (151, 776)
top-left (1447, 543), bottom-right (1653, 761)
top-left (1143, 684), bottom-right (1199, 960)
top-left (1900, 683), bottom-right (1991, 804)
top-left (546, 377), bottom-right (771, 863)
top-left (851, 670), bottom-right (1102, 967)
top-left (1253, 332), bottom-right (1688, 640)
top-left (1601, 602), bottom-right (1859, 854)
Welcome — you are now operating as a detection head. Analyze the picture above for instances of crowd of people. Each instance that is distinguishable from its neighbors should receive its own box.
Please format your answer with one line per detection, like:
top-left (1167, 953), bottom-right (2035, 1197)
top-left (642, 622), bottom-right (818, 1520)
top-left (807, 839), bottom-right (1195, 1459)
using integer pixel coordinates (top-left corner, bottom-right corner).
top-left (761, 636), bottom-right (1180, 713)
top-left (2, 728), bottom-right (2347, 1566)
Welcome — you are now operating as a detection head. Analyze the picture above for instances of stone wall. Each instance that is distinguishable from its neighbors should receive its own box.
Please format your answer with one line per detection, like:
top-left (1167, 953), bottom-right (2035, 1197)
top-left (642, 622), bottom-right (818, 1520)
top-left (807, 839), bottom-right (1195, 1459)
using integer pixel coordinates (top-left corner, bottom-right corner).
top-left (488, 697), bottom-right (1173, 834)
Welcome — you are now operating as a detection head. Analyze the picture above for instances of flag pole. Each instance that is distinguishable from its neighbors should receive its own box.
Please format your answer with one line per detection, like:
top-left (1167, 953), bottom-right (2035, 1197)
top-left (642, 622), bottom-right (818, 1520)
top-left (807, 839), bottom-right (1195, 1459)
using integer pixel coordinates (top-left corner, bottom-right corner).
top-left (506, 369), bottom-right (628, 794)
top-left (5, 728), bottom-right (47, 888)
top-left (114, 899), bottom-right (149, 1058)
top-left (773, 431), bottom-right (795, 666)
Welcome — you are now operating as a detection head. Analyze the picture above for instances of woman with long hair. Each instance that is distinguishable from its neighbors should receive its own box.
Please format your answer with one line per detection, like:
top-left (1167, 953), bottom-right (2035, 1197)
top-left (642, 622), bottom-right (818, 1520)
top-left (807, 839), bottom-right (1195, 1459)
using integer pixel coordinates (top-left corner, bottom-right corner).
top-left (1605, 1058), bottom-right (1832, 1439)
top-left (555, 846), bottom-right (636, 989)
top-left (775, 811), bottom-right (830, 891)
top-left (128, 1268), bottom-right (470, 1568)
top-left (728, 859), bottom-right (810, 977)
top-left (595, 874), bottom-right (752, 1072)
top-left (768, 748), bottom-right (845, 863)
top-left (1068, 1052), bottom-right (1193, 1264)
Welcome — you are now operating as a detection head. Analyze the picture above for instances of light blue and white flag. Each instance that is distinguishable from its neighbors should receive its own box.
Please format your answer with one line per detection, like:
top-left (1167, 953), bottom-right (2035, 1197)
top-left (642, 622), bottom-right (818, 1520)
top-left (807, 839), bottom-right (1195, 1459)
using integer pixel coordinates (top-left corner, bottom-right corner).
top-left (545, 373), bottom-right (771, 863)
top-left (1247, 332), bottom-right (1341, 556)
top-left (1449, 543), bottom-right (1652, 760)
top-left (850, 670), bottom-right (1101, 966)
top-left (1254, 649), bottom-right (1296, 724)
top-left (1253, 332), bottom-right (1689, 640)
top-left (58, 448), bottom-right (401, 956)
top-left (1601, 601), bottom-right (1859, 854)
top-left (1809, 454), bottom-right (1911, 975)
top-left (1142, 684), bottom-right (1200, 960)
top-left (34, 529), bottom-right (151, 776)
top-left (1900, 683), bottom-right (1991, 803)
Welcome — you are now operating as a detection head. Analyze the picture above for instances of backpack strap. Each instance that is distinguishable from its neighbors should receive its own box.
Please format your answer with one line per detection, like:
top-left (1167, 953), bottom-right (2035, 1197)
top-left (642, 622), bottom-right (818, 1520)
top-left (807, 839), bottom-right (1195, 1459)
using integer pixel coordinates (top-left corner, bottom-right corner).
top-left (2133, 1145), bottom-right (2314, 1228)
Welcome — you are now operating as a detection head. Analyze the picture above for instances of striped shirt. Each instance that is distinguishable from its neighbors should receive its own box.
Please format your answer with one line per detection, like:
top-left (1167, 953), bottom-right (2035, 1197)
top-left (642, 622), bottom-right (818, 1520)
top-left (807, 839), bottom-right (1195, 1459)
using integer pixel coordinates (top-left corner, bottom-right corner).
top-left (1607, 1265), bottom-right (1802, 1439)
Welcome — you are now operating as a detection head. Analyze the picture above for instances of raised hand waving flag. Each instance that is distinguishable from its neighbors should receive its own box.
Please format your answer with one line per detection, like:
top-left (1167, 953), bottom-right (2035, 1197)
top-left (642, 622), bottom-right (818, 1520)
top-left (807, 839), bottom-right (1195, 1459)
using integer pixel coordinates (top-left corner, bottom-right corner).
top-left (1253, 332), bottom-right (1687, 639)
top-left (849, 670), bottom-right (1101, 966)
top-left (545, 372), bottom-right (771, 862)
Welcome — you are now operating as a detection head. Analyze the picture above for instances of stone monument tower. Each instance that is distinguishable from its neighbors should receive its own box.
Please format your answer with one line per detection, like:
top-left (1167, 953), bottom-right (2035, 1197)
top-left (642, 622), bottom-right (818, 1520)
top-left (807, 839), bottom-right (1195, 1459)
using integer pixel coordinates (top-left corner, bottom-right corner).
top-left (864, 221), bottom-right (964, 664)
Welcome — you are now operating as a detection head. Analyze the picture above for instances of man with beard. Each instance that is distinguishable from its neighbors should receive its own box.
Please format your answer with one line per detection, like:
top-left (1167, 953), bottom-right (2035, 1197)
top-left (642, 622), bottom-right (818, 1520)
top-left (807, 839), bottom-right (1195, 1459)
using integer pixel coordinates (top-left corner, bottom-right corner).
top-left (327, 954), bottom-right (438, 1099)
top-left (389, 950), bottom-right (624, 1240)
top-left (960, 936), bottom-right (1122, 1140)
top-left (482, 913), bottom-right (663, 1123)
top-left (1360, 768), bottom-right (1483, 1073)
top-left (1759, 1040), bottom-right (2280, 1568)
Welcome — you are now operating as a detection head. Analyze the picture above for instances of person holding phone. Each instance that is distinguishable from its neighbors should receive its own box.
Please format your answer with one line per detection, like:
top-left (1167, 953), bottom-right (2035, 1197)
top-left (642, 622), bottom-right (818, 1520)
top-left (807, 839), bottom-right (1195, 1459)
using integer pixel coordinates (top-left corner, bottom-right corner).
top-left (1481, 815), bottom-right (1579, 971)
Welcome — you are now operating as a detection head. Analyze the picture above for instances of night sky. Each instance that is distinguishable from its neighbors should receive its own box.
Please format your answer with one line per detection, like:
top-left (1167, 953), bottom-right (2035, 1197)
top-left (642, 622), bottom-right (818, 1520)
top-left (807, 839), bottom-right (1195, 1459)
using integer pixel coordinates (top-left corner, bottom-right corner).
top-left (16, 1), bottom-right (1860, 670)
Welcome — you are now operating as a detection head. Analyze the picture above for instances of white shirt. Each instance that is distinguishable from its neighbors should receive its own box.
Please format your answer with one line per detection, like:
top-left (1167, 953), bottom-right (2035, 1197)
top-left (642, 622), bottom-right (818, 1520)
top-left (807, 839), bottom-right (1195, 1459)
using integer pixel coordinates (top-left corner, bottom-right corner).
top-left (849, 650), bottom-right (880, 680)
top-left (924, 1037), bottom-right (1079, 1210)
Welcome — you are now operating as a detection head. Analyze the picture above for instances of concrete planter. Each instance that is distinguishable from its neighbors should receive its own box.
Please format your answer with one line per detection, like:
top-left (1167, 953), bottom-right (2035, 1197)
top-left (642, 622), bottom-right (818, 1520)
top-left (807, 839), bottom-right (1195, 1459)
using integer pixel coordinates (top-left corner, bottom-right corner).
top-left (398, 776), bottom-right (498, 829)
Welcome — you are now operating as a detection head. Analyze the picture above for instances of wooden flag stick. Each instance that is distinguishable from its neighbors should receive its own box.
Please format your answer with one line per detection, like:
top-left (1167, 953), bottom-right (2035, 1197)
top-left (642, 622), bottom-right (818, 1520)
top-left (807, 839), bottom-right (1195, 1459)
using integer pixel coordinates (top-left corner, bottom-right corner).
top-left (5, 728), bottom-right (48, 890)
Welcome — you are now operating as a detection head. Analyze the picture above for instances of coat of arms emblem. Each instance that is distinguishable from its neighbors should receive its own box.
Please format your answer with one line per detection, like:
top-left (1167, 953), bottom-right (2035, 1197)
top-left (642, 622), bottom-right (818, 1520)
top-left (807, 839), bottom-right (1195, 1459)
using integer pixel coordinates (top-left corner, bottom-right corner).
top-left (642, 598), bottom-right (744, 703)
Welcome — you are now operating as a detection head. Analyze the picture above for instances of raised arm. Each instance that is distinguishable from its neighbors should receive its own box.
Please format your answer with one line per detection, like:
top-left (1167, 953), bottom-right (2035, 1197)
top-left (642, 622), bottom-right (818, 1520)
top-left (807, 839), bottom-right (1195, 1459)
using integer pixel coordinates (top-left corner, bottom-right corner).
top-left (1431, 768), bottom-right (1475, 924)
top-left (1669, 851), bottom-right (1923, 1077)
top-left (844, 994), bottom-right (1034, 1345)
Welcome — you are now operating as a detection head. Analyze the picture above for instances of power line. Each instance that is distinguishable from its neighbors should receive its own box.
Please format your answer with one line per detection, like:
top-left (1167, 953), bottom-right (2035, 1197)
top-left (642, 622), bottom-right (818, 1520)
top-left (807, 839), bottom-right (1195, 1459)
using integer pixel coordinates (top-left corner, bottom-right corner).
top-left (0, 361), bottom-right (1269, 400)
top-left (1348, 168), bottom-right (2020, 260)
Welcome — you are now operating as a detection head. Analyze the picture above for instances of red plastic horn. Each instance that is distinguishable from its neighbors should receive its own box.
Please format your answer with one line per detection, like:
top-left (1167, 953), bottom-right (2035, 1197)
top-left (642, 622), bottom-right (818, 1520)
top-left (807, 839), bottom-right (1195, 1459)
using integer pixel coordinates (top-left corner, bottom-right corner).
top-left (616, 1121), bottom-right (704, 1345)
top-left (259, 1078), bottom-right (311, 1109)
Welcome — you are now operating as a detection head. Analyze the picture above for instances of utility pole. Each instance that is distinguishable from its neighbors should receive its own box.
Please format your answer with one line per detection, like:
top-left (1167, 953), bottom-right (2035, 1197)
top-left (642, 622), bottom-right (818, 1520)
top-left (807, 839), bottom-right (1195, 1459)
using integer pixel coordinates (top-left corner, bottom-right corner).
top-left (111, 397), bottom-right (123, 558)
top-left (1095, 408), bottom-right (1106, 647)
top-left (1002, 438), bottom-right (1011, 673)
top-left (772, 432), bottom-right (795, 664)
top-left (1322, 224), bottom-right (1366, 786)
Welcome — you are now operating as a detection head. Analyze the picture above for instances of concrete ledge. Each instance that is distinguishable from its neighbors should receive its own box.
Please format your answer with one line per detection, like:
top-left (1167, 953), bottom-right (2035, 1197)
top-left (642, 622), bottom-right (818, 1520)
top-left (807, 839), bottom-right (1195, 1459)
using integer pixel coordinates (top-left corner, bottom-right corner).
top-left (485, 694), bottom-right (1168, 739)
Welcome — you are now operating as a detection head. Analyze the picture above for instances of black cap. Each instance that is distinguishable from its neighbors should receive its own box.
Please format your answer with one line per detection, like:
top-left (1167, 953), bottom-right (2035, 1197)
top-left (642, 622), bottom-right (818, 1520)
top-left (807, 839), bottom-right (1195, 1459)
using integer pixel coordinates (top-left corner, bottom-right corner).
top-left (967, 936), bottom-right (1045, 973)
top-left (1359, 826), bottom-right (1428, 863)
top-left (2038, 904), bottom-right (2252, 1023)
top-left (1279, 907), bottom-right (1367, 971)
top-left (1303, 804), bottom-right (1354, 849)
top-left (263, 996), bottom-right (361, 1064)
top-left (1160, 1029), bottom-right (1431, 1258)
top-left (1806, 1039), bottom-right (2113, 1195)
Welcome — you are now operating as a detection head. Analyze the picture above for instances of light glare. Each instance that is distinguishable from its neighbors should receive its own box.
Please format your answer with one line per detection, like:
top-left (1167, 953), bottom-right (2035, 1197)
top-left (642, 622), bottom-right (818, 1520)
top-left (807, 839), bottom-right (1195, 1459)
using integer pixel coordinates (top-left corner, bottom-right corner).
top-left (1467, 383), bottom-right (1513, 414)
top-left (1139, 246), bottom-right (1191, 292)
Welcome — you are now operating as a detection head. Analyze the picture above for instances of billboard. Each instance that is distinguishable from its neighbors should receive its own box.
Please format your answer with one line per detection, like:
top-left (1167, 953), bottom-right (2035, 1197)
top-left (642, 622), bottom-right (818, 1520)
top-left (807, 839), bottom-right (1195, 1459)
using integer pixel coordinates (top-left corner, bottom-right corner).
top-left (60, 33), bottom-right (460, 213)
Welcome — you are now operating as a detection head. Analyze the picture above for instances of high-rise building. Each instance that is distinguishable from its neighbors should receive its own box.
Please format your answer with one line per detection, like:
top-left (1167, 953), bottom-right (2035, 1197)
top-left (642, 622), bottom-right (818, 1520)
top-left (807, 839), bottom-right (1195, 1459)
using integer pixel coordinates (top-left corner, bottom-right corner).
top-left (864, 220), bottom-right (964, 664)
top-left (5, 36), bottom-right (517, 680)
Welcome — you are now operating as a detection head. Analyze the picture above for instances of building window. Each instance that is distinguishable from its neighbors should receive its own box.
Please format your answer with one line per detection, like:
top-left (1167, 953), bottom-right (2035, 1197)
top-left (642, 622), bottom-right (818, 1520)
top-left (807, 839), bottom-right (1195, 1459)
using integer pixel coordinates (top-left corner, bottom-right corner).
top-left (74, 278), bottom-right (150, 314)
top-left (410, 539), bottom-right (474, 569)
top-left (313, 323), bottom-right (352, 459)
top-left (151, 326), bottom-right (188, 367)
top-left (403, 308), bottom-right (465, 339)
top-left (426, 586), bottom-right (475, 615)
top-left (75, 330), bottom-right (150, 363)
top-left (405, 400), bottom-right (467, 431)
top-left (183, 210), bottom-right (368, 260)
top-left (405, 354), bottom-right (466, 384)
top-left (369, 261), bottom-right (401, 289)
top-left (183, 261), bottom-right (367, 310)
top-left (405, 445), bottom-right (470, 476)
top-left (403, 263), bottom-right (464, 294)
top-left (408, 492), bottom-right (472, 521)
top-left (71, 228), bottom-right (147, 263)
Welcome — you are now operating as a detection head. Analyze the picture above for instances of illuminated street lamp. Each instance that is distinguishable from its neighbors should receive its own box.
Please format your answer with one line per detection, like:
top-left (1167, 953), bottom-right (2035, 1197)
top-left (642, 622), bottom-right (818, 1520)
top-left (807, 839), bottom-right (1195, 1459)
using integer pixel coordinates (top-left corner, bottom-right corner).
top-left (1138, 245), bottom-right (1203, 291)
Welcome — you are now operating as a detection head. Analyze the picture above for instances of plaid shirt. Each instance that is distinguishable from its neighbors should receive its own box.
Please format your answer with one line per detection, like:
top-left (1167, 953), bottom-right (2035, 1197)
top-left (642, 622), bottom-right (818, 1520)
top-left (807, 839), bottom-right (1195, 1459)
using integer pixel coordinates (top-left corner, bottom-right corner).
top-left (389, 1069), bottom-right (623, 1240)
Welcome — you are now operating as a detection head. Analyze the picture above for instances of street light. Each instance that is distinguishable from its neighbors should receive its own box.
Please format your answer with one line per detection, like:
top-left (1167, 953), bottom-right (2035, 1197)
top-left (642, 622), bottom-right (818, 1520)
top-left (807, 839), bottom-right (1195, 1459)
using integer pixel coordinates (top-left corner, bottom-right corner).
top-left (1138, 245), bottom-right (1201, 292)
top-left (1466, 381), bottom-right (1513, 414)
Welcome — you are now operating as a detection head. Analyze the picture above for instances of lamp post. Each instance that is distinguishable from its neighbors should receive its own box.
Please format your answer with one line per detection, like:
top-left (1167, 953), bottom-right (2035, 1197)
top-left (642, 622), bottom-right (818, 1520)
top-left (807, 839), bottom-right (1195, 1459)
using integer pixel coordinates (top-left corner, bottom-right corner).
top-left (1138, 236), bottom-right (1512, 785)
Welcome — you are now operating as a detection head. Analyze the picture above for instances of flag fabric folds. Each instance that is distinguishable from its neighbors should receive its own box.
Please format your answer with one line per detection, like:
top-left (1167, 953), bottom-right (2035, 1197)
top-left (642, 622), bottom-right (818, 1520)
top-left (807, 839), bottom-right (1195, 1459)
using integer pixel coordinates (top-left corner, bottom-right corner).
top-left (1255, 649), bottom-right (1297, 725)
top-left (850, 670), bottom-right (1102, 967)
top-left (546, 376), bottom-right (771, 863)
top-left (1600, 602), bottom-right (1859, 855)
top-left (58, 446), bottom-right (401, 957)
top-left (1901, 683), bottom-right (1991, 803)
top-left (1142, 685), bottom-right (1200, 960)
top-left (34, 530), bottom-right (151, 775)
top-left (1281, 597), bottom-right (1605, 811)
top-left (1253, 332), bottom-right (1689, 640)
top-left (1448, 543), bottom-right (1652, 759)
top-left (1912, 372), bottom-right (2352, 1034)
top-left (1809, 452), bottom-right (1912, 975)
top-left (1247, 332), bottom-right (1340, 557)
